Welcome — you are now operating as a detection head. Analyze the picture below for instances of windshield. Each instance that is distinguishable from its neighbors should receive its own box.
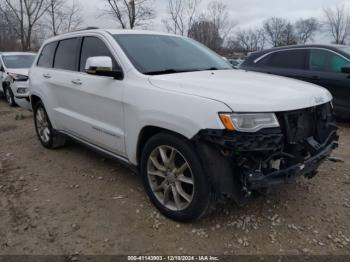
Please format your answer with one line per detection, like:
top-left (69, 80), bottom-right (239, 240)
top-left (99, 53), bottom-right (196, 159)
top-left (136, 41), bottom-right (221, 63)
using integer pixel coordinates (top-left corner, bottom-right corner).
top-left (338, 46), bottom-right (350, 57)
top-left (113, 34), bottom-right (232, 75)
top-left (2, 55), bottom-right (36, 69)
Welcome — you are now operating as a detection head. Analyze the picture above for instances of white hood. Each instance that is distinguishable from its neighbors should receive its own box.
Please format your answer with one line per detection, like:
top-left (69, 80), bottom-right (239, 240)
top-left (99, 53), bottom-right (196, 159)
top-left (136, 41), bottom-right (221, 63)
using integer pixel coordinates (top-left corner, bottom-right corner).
top-left (7, 68), bottom-right (29, 76)
top-left (148, 69), bottom-right (333, 112)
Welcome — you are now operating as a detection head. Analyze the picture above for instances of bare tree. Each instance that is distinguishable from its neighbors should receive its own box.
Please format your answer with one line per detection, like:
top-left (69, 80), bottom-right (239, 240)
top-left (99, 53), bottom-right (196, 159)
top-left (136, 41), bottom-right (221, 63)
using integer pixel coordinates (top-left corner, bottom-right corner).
top-left (1, 0), bottom-right (49, 50)
top-left (65, 0), bottom-right (83, 32)
top-left (162, 0), bottom-right (201, 36)
top-left (47, 0), bottom-right (83, 36)
top-left (206, 0), bottom-right (235, 44)
top-left (263, 17), bottom-right (297, 47)
top-left (282, 22), bottom-right (297, 46)
top-left (324, 5), bottom-right (350, 45)
top-left (233, 28), bottom-right (266, 53)
top-left (103, 0), bottom-right (156, 29)
top-left (188, 18), bottom-right (223, 52)
top-left (0, 3), bottom-right (21, 51)
top-left (295, 18), bottom-right (319, 44)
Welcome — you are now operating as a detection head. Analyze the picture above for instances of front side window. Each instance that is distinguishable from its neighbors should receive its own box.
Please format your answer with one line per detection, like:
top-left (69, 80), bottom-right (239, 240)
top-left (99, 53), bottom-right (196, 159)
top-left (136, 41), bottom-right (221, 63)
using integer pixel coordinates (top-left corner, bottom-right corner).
top-left (37, 42), bottom-right (58, 68)
top-left (309, 49), bottom-right (350, 73)
top-left (113, 34), bottom-right (231, 75)
top-left (3, 54), bottom-right (36, 69)
top-left (54, 38), bottom-right (80, 71)
top-left (80, 36), bottom-right (118, 72)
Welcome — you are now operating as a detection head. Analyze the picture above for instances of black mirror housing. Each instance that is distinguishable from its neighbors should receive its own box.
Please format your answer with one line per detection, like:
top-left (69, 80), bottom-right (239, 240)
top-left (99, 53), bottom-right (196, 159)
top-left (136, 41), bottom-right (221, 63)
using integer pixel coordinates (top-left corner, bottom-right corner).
top-left (0, 66), bottom-right (4, 72)
top-left (86, 68), bottom-right (124, 80)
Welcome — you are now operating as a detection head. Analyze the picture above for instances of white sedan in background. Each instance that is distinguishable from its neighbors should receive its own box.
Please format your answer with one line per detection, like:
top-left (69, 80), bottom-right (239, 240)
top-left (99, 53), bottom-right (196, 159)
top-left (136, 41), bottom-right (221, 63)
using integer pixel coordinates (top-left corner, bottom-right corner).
top-left (0, 52), bottom-right (36, 109)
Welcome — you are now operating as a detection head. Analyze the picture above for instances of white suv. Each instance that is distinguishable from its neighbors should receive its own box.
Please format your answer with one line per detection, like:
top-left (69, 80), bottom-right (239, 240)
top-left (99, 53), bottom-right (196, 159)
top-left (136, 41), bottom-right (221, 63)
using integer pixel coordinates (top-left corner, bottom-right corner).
top-left (0, 52), bottom-right (36, 107)
top-left (29, 29), bottom-right (338, 222)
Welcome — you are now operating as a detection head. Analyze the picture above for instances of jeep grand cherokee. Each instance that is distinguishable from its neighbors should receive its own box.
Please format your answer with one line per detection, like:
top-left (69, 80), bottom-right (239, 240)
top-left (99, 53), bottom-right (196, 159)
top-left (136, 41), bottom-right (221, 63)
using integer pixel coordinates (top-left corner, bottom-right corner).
top-left (29, 29), bottom-right (338, 222)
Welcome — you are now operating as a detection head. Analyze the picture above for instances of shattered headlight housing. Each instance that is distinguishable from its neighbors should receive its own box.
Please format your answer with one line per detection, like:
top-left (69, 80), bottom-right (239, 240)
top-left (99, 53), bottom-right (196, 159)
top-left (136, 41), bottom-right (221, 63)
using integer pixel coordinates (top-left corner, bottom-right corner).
top-left (219, 113), bottom-right (280, 132)
top-left (8, 73), bottom-right (29, 82)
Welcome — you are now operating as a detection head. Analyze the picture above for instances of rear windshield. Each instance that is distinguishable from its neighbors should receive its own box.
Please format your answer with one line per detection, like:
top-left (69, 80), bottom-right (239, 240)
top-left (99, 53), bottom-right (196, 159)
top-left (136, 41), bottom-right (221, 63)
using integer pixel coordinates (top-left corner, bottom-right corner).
top-left (2, 55), bottom-right (36, 69)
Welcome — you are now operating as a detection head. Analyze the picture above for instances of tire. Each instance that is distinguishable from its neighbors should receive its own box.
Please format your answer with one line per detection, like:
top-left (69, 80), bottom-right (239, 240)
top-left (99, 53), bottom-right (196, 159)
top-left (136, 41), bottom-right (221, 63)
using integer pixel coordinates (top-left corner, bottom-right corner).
top-left (141, 133), bottom-right (213, 222)
top-left (4, 85), bottom-right (16, 107)
top-left (33, 101), bottom-right (66, 149)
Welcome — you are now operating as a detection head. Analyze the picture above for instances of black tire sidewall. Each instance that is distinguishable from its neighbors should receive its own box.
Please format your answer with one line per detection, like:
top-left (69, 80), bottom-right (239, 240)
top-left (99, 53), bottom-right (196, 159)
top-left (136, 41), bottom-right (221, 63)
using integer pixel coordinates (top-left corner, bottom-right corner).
top-left (33, 101), bottom-right (54, 148)
top-left (4, 86), bottom-right (15, 106)
top-left (141, 133), bottom-right (212, 222)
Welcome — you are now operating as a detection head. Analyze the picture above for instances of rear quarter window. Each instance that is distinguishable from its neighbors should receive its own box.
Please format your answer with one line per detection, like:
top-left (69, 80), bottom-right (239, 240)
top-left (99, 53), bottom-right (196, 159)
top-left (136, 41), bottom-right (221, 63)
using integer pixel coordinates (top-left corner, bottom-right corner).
top-left (37, 42), bottom-right (58, 68)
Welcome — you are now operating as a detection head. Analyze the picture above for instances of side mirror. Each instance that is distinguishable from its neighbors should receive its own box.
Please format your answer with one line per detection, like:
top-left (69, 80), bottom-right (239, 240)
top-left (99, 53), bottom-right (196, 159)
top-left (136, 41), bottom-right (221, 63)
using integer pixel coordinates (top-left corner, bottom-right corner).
top-left (341, 65), bottom-right (350, 74)
top-left (0, 65), bottom-right (4, 72)
top-left (85, 56), bottom-right (123, 80)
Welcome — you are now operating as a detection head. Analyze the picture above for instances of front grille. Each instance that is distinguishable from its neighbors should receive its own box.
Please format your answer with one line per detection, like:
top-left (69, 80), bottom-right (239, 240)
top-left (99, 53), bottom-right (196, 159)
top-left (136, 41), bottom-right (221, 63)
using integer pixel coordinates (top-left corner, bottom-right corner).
top-left (277, 103), bottom-right (334, 144)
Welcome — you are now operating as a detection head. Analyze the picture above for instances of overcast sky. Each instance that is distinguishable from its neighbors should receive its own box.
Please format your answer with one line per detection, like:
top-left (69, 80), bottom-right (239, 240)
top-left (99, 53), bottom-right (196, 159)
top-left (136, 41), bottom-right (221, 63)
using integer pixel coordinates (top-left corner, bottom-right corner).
top-left (79, 0), bottom-right (350, 43)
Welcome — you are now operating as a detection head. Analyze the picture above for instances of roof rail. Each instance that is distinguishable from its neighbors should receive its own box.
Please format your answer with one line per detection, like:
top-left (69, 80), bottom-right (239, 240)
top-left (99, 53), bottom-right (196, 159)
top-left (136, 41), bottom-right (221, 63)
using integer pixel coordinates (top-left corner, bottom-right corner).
top-left (71, 27), bottom-right (100, 33)
top-left (85, 27), bottom-right (100, 30)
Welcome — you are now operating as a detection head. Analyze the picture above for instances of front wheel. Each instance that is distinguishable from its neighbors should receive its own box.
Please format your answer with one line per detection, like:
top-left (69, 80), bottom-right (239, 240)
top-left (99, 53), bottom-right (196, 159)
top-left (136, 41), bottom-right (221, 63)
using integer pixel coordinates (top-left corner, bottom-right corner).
top-left (4, 85), bottom-right (16, 107)
top-left (141, 133), bottom-right (213, 222)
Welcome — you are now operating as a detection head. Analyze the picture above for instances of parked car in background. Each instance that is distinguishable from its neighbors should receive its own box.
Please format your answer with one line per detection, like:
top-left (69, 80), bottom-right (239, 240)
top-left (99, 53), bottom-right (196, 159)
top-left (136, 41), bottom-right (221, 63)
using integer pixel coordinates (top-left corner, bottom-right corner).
top-left (0, 52), bottom-right (36, 107)
top-left (228, 58), bottom-right (244, 69)
top-left (240, 45), bottom-right (350, 120)
top-left (29, 29), bottom-right (338, 222)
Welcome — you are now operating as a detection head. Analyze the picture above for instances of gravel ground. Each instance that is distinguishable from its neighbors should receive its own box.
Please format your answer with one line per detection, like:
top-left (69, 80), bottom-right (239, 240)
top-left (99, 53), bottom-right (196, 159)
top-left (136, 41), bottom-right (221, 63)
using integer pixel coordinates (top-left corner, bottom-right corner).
top-left (0, 99), bottom-right (349, 256)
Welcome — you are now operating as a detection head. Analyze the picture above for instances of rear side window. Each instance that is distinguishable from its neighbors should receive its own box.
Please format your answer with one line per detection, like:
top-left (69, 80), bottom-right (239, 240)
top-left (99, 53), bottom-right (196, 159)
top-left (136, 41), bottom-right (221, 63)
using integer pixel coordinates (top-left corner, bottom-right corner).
top-left (54, 38), bottom-right (80, 71)
top-left (80, 37), bottom-right (118, 72)
top-left (269, 50), bottom-right (307, 69)
top-left (309, 49), bottom-right (350, 73)
top-left (37, 42), bottom-right (58, 68)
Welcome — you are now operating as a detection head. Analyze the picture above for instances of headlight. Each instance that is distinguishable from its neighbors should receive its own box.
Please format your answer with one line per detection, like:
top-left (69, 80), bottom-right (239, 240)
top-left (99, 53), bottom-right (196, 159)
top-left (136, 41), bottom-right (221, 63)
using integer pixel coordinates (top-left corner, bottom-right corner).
top-left (8, 73), bottom-right (29, 82)
top-left (219, 113), bottom-right (280, 132)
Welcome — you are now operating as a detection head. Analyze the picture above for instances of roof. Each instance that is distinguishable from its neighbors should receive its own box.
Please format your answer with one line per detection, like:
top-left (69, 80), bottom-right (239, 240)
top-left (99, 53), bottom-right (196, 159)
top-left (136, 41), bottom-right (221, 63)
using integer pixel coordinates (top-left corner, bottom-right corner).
top-left (247, 44), bottom-right (350, 60)
top-left (251, 44), bottom-right (349, 55)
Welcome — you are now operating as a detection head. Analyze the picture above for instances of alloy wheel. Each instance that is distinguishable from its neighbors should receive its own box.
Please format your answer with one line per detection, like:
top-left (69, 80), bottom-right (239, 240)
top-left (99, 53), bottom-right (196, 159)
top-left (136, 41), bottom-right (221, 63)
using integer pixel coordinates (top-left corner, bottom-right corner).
top-left (147, 145), bottom-right (195, 211)
top-left (35, 107), bottom-right (51, 143)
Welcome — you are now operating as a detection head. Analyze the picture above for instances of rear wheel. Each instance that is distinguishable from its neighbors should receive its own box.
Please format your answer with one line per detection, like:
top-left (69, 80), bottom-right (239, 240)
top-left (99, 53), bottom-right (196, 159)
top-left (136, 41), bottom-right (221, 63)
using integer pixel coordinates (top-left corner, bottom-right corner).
top-left (141, 133), bottom-right (213, 222)
top-left (33, 101), bottom-right (66, 149)
top-left (4, 85), bottom-right (16, 107)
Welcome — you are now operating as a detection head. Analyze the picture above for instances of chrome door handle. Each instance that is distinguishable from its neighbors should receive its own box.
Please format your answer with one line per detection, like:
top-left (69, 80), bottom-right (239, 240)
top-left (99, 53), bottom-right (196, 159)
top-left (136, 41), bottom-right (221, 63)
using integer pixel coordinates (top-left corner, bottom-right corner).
top-left (71, 79), bottom-right (82, 85)
top-left (43, 73), bottom-right (52, 79)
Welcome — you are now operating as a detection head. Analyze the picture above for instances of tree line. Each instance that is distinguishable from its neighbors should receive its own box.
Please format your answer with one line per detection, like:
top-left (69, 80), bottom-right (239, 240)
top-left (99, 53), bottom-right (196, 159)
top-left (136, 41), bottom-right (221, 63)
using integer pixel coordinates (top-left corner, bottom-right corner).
top-left (0, 0), bottom-right (349, 54)
top-left (0, 0), bottom-right (82, 51)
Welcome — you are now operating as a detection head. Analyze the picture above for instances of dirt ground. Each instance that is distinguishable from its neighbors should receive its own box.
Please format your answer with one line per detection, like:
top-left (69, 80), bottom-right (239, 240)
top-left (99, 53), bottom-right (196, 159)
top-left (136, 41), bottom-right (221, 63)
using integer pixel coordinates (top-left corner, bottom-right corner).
top-left (0, 99), bottom-right (349, 256)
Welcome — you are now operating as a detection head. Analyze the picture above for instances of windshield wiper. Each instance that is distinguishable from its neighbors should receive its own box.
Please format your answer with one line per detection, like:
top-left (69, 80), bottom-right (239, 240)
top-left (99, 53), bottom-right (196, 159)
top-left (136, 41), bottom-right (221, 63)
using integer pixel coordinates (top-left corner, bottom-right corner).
top-left (144, 69), bottom-right (194, 75)
top-left (144, 67), bottom-right (229, 75)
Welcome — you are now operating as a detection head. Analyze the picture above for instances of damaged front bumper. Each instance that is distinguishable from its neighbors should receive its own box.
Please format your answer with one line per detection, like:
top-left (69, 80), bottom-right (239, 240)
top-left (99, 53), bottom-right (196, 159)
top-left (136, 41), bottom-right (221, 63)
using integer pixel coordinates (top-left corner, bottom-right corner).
top-left (194, 103), bottom-right (339, 199)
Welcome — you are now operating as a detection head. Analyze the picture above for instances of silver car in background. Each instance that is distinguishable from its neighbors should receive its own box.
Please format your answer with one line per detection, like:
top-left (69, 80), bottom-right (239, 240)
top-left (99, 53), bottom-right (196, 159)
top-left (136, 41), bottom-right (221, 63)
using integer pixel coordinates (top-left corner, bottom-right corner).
top-left (0, 52), bottom-right (36, 108)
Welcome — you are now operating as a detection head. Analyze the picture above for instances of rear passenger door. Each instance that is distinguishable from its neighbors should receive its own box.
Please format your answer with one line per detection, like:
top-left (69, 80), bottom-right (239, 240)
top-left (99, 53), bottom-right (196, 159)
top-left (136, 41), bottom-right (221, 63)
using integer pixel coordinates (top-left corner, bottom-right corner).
top-left (305, 49), bottom-right (350, 114)
top-left (256, 49), bottom-right (309, 81)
